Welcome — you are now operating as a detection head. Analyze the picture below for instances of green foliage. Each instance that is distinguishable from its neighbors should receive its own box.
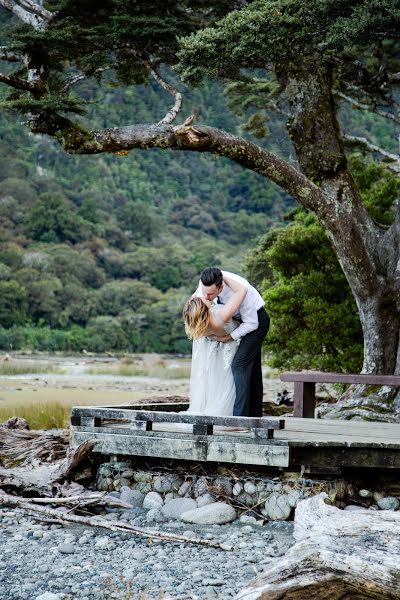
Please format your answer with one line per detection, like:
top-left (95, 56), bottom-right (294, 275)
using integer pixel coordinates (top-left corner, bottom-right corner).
top-left (247, 210), bottom-right (364, 372)
top-left (26, 192), bottom-right (92, 243)
top-left (0, 280), bottom-right (28, 328)
top-left (178, 0), bottom-right (400, 83)
top-left (348, 155), bottom-right (400, 225)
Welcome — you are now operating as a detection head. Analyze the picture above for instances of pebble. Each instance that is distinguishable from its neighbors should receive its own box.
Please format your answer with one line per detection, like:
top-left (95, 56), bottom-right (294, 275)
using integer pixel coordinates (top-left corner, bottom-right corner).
top-left (58, 543), bottom-right (76, 554)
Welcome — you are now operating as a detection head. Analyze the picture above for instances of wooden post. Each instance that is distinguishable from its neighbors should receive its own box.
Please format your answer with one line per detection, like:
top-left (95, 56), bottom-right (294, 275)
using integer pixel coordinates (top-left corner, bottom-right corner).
top-left (193, 423), bottom-right (214, 435)
top-left (293, 381), bottom-right (316, 418)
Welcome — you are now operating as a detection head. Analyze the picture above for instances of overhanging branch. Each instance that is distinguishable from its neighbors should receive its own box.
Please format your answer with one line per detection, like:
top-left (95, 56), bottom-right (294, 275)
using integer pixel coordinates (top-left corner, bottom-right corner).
top-left (29, 113), bottom-right (328, 214)
top-left (0, 71), bottom-right (37, 91)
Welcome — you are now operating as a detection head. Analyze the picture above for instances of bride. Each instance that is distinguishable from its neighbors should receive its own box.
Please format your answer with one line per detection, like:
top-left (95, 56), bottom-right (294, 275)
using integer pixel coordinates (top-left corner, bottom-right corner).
top-left (182, 274), bottom-right (247, 415)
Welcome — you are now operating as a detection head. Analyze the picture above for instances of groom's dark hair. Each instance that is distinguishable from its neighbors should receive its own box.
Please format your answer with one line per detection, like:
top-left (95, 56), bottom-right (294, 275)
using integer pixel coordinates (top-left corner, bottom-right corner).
top-left (201, 267), bottom-right (223, 288)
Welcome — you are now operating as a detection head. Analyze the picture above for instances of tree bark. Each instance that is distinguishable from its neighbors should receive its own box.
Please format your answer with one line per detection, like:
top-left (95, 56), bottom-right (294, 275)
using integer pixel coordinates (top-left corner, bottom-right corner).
top-left (236, 494), bottom-right (400, 599)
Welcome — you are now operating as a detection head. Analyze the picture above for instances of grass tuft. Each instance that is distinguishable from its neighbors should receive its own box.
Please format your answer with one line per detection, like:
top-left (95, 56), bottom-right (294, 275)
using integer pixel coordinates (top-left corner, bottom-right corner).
top-left (0, 362), bottom-right (63, 376)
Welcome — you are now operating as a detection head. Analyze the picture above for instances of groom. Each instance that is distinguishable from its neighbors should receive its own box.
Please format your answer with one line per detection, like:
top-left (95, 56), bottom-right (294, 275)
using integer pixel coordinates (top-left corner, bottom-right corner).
top-left (197, 267), bottom-right (270, 418)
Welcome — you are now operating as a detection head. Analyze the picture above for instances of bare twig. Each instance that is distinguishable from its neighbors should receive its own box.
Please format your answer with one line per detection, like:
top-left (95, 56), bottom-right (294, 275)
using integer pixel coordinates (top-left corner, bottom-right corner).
top-left (344, 134), bottom-right (400, 173)
top-left (335, 90), bottom-right (400, 125)
top-left (144, 60), bottom-right (183, 124)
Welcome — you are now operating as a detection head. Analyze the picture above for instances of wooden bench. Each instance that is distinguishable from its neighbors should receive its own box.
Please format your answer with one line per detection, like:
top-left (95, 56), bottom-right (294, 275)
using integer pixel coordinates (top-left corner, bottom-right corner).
top-left (280, 371), bottom-right (400, 418)
top-left (71, 407), bottom-right (285, 439)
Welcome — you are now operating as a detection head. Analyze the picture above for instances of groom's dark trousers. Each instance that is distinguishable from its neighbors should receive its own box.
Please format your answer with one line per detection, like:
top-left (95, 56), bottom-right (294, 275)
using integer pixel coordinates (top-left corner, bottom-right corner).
top-left (232, 307), bottom-right (270, 418)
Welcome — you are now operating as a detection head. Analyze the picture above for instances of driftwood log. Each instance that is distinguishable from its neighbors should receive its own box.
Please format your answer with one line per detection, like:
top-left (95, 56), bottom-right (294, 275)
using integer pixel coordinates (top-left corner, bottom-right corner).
top-left (236, 493), bottom-right (400, 599)
top-left (0, 428), bottom-right (93, 495)
top-left (0, 492), bottom-right (232, 550)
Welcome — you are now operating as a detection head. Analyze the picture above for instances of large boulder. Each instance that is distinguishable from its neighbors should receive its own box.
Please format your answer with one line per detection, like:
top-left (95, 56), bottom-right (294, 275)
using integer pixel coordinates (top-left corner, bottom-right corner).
top-left (161, 497), bottom-right (197, 520)
top-left (181, 502), bottom-right (236, 525)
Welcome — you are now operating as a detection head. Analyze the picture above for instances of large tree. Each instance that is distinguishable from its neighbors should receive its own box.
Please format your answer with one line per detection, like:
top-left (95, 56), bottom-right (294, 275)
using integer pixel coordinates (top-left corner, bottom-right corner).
top-left (1, 2), bottom-right (399, 389)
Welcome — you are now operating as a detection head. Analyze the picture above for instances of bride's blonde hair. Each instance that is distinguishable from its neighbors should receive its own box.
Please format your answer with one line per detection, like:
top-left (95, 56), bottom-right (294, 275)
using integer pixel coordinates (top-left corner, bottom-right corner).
top-left (183, 297), bottom-right (210, 339)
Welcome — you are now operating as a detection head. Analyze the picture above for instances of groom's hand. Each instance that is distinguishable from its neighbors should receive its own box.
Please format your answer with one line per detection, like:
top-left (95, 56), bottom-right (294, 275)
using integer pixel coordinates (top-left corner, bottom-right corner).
top-left (209, 334), bottom-right (232, 343)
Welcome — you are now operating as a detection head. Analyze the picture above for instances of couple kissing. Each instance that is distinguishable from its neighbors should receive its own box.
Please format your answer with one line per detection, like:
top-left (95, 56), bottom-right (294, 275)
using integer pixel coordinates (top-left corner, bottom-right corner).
top-left (183, 267), bottom-right (270, 419)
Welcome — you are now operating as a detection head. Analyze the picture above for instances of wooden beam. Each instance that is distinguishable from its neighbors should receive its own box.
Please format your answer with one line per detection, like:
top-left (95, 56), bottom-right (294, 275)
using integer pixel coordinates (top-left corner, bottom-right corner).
top-left (281, 371), bottom-right (400, 386)
top-left (71, 431), bottom-right (290, 467)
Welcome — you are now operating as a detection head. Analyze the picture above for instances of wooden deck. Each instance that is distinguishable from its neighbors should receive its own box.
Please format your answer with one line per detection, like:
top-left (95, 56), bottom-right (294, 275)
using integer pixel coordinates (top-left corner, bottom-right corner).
top-left (70, 405), bottom-right (400, 473)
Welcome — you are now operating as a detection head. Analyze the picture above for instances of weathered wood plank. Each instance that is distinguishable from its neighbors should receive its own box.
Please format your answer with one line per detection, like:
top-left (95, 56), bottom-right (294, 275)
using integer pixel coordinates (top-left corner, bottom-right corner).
top-left (70, 407), bottom-right (285, 430)
top-left (290, 446), bottom-right (400, 469)
top-left (71, 425), bottom-right (289, 445)
top-left (71, 431), bottom-right (290, 467)
top-left (281, 371), bottom-right (400, 385)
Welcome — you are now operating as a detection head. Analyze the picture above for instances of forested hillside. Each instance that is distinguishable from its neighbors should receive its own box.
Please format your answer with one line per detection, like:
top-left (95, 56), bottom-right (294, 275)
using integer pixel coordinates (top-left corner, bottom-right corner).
top-left (0, 62), bottom-right (293, 353)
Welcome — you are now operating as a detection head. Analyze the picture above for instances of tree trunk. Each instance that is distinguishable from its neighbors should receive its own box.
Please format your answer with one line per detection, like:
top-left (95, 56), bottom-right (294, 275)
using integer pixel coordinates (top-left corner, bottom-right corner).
top-left (236, 494), bottom-right (400, 600)
top-left (281, 56), bottom-right (400, 387)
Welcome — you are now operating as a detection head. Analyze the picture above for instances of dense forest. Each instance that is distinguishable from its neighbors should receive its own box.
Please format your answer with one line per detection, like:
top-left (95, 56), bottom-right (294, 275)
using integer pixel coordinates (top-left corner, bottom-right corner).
top-left (0, 62), bottom-right (294, 354)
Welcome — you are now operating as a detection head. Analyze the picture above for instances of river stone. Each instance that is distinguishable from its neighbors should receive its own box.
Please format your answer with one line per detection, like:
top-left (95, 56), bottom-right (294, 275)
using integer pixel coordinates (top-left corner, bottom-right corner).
top-left (121, 469), bottom-right (135, 479)
top-left (214, 477), bottom-right (233, 495)
top-left (244, 482), bottom-right (257, 495)
top-left (233, 482), bottom-right (243, 496)
top-left (35, 594), bottom-right (64, 600)
top-left (359, 489), bottom-right (372, 498)
top-left (161, 498), bottom-right (197, 520)
top-left (95, 536), bottom-right (115, 550)
top-left (136, 482), bottom-right (152, 494)
top-left (343, 505), bottom-right (367, 511)
top-left (146, 509), bottom-right (166, 523)
top-left (181, 502), bottom-right (237, 525)
top-left (286, 489), bottom-right (301, 508)
top-left (264, 493), bottom-right (292, 521)
top-left (120, 487), bottom-right (144, 508)
top-left (154, 474), bottom-right (181, 493)
top-left (197, 493), bottom-right (216, 508)
top-left (143, 491), bottom-right (163, 510)
top-left (193, 476), bottom-right (208, 497)
top-left (133, 471), bottom-right (153, 483)
top-left (178, 481), bottom-right (192, 497)
top-left (58, 543), bottom-right (75, 554)
top-left (377, 496), bottom-right (400, 511)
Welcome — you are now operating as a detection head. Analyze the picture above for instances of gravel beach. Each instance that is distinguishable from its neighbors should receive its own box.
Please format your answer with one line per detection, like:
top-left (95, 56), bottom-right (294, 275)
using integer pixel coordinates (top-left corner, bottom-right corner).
top-left (0, 508), bottom-right (294, 599)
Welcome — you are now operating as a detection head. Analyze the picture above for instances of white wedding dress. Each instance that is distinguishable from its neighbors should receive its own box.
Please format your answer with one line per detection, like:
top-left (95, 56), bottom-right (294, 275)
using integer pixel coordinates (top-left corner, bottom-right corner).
top-left (187, 304), bottom-right (240, 416)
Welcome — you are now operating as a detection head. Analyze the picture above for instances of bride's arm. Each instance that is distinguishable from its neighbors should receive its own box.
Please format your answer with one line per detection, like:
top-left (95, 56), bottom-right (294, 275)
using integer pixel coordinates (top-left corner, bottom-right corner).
top-left (218, 273), bottom-right (247, 322)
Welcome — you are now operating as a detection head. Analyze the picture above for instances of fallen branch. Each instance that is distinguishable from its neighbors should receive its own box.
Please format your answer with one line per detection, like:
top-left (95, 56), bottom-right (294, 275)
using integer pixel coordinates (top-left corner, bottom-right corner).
top-left (0, 492), bottom-right (232, 550)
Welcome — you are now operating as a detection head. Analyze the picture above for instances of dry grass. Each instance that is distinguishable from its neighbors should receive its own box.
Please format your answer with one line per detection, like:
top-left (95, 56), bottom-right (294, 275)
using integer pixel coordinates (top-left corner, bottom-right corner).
top-left (0, 390), bottom-right (151, 430)
top-left (87, 363), bottom-right (190, 379)
top-left (0, 362), bottom-right (63, 376)
top-left (0, 398), bottom-right (69, 429)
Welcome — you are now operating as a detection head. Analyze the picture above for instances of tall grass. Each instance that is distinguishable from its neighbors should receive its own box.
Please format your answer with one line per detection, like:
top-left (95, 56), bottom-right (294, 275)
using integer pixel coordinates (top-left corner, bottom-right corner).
top-left (0, 362), bottom-right (63, 376)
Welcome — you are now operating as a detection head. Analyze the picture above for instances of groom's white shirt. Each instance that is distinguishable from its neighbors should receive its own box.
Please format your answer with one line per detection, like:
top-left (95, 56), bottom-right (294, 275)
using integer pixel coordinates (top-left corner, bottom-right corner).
top-left (197, 271), bottom-right (264, 341)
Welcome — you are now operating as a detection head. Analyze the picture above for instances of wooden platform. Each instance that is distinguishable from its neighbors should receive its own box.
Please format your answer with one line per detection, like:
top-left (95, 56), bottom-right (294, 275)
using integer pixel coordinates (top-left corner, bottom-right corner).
top-left (70, 405), bottom-right (400, 473)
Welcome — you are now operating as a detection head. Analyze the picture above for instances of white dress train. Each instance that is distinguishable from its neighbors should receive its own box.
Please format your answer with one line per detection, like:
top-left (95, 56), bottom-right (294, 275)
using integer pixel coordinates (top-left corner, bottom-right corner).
top-left (187, 304), bottom-right (240, 416)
